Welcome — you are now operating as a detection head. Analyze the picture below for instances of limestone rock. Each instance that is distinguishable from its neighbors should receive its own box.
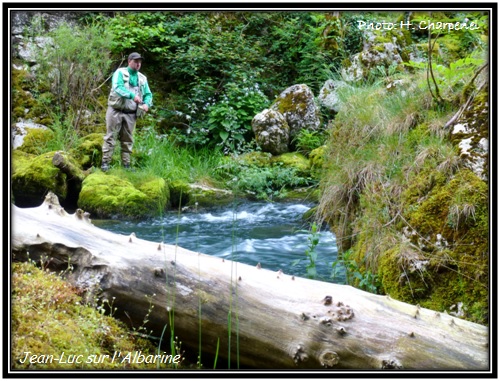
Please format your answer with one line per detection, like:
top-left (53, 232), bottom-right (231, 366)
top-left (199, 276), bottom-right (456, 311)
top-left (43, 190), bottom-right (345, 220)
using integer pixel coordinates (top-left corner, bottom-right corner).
top-left (270, 84), bottom-right (321, 141)
top-left (318, 80), bottom-right (350, 113)
top-left (252, 108), bottom-right (290, 155)
top-left (11, 120), bottom-right (49, 150)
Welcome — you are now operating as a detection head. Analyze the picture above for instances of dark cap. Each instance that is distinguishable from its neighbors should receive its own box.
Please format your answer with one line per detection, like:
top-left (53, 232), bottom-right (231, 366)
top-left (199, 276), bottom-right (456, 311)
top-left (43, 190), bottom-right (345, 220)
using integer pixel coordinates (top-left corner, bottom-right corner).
top-left (128, 52), bottom-right (143, 61)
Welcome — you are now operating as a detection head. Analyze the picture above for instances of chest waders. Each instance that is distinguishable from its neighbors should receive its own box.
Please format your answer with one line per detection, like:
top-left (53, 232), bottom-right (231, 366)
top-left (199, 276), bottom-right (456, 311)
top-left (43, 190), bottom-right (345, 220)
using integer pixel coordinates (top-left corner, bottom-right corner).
top-left (102, 68), bottom-right (147, 170)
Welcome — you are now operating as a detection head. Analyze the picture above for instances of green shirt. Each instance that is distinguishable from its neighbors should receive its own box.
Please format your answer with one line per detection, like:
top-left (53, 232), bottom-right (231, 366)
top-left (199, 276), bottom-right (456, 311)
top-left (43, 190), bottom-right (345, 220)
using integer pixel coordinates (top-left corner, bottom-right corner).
top-left (111, 67), bottom-right (153, 107)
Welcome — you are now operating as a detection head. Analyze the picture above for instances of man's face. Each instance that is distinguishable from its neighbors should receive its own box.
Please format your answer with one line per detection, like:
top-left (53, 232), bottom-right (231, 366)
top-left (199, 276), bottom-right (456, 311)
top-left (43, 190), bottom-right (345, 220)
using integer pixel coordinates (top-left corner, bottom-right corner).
top-left (128, 59), bottom-right (142, 71)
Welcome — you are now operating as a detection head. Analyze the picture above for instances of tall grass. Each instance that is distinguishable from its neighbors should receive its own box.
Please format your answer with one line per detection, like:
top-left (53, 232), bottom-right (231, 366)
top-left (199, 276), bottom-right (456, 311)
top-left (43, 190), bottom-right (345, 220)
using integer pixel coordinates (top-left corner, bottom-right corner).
top-left (317, 70), bottom-right (457, 276)
top-left (134, 126), bottom-right (226, 185)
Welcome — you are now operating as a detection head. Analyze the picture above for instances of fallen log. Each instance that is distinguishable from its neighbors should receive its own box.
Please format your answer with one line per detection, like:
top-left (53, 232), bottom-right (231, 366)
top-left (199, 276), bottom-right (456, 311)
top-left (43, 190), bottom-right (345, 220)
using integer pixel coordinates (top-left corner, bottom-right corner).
top-left (11, 193), bottom-right (490, 370)
top-left (52, 151), bottom-right (86, 183)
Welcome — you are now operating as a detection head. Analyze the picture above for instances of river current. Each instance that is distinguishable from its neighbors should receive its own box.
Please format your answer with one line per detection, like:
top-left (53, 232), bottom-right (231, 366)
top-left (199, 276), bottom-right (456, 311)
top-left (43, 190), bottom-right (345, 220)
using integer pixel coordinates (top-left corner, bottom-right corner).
top-left (93, 201), bottom-right (344, 282)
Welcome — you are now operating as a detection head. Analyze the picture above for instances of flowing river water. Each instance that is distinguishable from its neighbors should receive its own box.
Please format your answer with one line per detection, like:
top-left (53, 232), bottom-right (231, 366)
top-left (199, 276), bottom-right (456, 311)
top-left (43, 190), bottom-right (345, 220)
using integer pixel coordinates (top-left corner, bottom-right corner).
top-left (93, 201), bottom-right (345, 282)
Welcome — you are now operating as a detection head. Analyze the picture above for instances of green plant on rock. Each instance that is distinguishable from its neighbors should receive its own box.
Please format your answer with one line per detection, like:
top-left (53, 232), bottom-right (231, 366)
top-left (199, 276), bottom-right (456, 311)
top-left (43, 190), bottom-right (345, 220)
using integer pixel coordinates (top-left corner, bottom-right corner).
top-left (332, 249), bottom-right (380, 294)
top-left (292, 222), bottom-right (321, 279)
top-left (225, 162), bottom-right (313, 201)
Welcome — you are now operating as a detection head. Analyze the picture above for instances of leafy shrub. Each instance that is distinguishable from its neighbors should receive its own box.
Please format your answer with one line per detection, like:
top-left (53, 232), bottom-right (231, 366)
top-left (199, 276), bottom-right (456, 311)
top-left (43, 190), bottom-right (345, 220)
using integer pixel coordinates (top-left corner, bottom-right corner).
top-left (292, 128), bottom-right (326, 155)
top-left (33, 20), bottom-right (113, 131)
top-left (220, 161), bottom-right (315, 200)
top-left (205, 80), bottom-right (269, 154)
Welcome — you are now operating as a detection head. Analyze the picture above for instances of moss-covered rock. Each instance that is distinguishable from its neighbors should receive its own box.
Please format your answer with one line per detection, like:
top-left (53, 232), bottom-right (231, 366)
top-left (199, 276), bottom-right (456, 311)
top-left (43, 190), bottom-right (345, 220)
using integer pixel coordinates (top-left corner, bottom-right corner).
top-left (12, 68), bottom-right (36, 121)
top-left (377, 168), bottom-right (489, 323)
top-left (12, 150), bottom-right (68, 207)
top-left (283, 187), bottom-right (320, 203)
top-left (309, 145), bottom-right (327, 175)
top-left (70, 133), bottom-right (104, 169)
top-left (16, 127), bottom-right (54, 155)
top-left (271, 152), bottom-right (311, 177)
top-left (77, 172), bottom-right (169, 219)
top-left (237, 151), bottom-right (272, 167)
top-left (187, 184), bottom-right (234, 208)
top-left (270, 84), bottom-right (321, 142)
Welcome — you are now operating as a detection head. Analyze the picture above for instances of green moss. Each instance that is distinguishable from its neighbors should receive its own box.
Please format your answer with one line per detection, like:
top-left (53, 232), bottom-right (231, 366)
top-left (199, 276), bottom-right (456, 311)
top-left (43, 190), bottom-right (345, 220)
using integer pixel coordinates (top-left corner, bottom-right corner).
top-left (378, 246), bottom-right (432, 303)
top-left (12, 151), bottom-right (67, 205)
top-left (17, 128), bottom-right (55, 155)
top-left (78, 172), bottom-right (168, 219)
top-left (187, 184), bottom-right (234, 208)
top-left (237, 151), bottom-right (272, 167)
top-left (137, 177), bottom-right (170, 211)
top-left (379, 168), bottom-right (489, 323)
top-left (309, 145), bottom-right (326, 175)
top-left (271, 152), bottom-right (311, 177)
top-left (12, 261), bottom-right (175, 370)
top-left (12, 69), bottom-right (36, 120)
top-left (70, 133), bottom-right (104, 169)
top-left (272, 86), bottom-right (309, 114)
top-left (11, 150), bottom-right (35, 173)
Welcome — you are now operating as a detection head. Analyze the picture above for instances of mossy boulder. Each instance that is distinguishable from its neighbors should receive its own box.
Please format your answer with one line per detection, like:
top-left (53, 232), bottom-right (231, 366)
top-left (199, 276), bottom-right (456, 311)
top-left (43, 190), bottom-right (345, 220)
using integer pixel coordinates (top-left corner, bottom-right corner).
top-left (12, 150), bottom-right (68, 207)
top-left (70, 133), bottom-right (104, 169)
top-left (377, 168), bottom-right (488, 323)
top-left (187, 184), bottom-right (234, 209)
top-left (283, 187), bottom-right (320, 203)
top-left (15, 126), bottom-right (54, 154)
top-left (252, 108), bottom-right (290, 155)
top-left (169, 180), bottom-right (233, 209)
top-left (270, 84), bottom-right (321, 142)
top-left (271, 152), bottom-right (311, 177)
top-left (309, 145), bottom-right (327, 175)
top-left (77, 172), bottom-right (169, 219)
top-left (237, 151), bottom-right (272, 167)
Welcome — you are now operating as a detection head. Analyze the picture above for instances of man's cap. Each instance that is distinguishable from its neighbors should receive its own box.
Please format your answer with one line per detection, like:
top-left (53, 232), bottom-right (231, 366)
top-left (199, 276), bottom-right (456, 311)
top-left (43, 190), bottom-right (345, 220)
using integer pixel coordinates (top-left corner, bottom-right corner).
top-left (128, 52), bottom-right (143, 61)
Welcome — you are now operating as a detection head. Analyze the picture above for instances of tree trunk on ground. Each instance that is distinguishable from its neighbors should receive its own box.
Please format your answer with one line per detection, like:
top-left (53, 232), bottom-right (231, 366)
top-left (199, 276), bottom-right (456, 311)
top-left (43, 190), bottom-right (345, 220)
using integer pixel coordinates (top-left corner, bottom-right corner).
top-left (52, 151), bottom-right (86, 183)
top-left (10, 193), bottom-right (490, 370)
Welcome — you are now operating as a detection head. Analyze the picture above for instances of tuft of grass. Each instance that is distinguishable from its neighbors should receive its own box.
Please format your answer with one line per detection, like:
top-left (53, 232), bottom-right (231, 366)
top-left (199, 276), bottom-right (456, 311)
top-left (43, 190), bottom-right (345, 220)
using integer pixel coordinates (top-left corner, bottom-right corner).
top-left (133, 125), bottom-right (226, 186)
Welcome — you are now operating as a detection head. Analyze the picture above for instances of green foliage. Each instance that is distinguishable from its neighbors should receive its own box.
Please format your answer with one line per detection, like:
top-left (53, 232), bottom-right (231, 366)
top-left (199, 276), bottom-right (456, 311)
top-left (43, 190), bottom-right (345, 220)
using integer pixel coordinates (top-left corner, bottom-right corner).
top-left (33, 21), bottom-right (113, 131)
top-left (220, 160), bottom-right (315, 201)
top-left (292, 222), bottom-right (321, 279)
top-left (97, 11), bottom-right (366, 152)
top-left (409, 12), bottom-right (488, 57)
top-left (292, 128), bottom-right (326, 156)
top-left (332, 249), bottom-right (380, 294)
top-left (317, 57), bottom-right (489, 322)
top-left (133, 124), bottom-right (226, 185)
top-left (205, 80), bottom-right (269, 154)
top-left (405, 51), bottom-right (486, 101)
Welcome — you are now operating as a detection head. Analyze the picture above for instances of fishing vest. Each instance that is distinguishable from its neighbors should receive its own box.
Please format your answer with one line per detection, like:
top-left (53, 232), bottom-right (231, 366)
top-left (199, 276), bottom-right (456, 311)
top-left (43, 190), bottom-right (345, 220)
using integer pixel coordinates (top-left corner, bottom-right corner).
top-left (108, 68), bottom-right (147, 112)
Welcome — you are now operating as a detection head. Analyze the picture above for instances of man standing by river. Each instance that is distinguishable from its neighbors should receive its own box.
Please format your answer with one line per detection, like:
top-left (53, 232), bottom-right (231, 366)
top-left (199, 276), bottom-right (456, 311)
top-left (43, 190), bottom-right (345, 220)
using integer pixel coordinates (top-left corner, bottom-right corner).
top-left (101, 52), bottom-right (153, 171)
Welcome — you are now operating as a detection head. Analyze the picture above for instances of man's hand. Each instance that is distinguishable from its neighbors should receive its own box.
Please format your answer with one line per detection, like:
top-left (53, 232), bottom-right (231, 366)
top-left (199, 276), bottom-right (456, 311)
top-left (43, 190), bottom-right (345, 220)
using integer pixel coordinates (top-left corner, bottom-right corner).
top-left (142, 104), bottom-right (149, 112)
top-left (133, 95), bottom-right (142, 104)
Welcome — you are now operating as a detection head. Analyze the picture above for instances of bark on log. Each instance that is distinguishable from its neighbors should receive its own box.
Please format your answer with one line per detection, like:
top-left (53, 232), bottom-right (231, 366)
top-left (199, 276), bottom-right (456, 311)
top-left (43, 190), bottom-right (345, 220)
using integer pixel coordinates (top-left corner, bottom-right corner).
top-left (11, 193), bottom-right (490, 370)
